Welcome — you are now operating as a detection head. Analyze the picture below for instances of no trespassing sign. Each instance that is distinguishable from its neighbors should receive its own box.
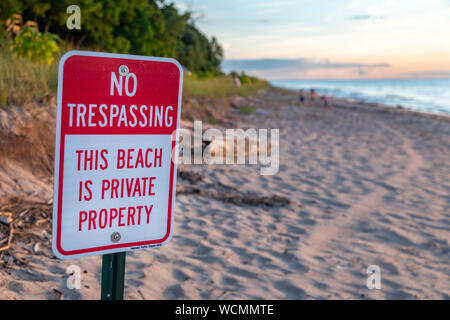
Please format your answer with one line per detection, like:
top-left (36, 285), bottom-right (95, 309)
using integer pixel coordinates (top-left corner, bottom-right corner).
top-left (52, 51), bottom-right (183, 259)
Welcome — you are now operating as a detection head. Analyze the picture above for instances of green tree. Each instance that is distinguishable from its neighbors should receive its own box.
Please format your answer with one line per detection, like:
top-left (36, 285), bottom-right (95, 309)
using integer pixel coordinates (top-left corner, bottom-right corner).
top-left (178, 25), bottom-right (223, 75)
top-left (2, 0), bottom-right (224, 74)
top-left (0, 0), bottom-right (22, 21)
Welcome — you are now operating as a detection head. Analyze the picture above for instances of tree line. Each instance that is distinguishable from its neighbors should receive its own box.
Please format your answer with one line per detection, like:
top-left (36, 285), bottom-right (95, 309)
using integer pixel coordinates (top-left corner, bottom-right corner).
top-left (0, 0), bottom-right (224, 75)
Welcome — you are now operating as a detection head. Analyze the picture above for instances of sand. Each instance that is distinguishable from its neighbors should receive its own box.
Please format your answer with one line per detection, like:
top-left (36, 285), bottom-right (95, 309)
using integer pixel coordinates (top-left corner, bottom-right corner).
top-left (0, 89), bottom-right (449, 299)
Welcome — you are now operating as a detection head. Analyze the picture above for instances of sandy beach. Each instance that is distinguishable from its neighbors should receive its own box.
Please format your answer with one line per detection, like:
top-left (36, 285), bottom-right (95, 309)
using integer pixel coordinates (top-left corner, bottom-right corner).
top-left (0, 88), bottom-right (449, 300)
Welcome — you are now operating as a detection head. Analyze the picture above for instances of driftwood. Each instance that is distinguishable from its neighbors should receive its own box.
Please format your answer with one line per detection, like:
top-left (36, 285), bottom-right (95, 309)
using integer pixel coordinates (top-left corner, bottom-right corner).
top-left (0, 198), bottom-right (52, 263)
top-left (177, 169), bottom-right (291, 208)
top-left (0, 211), bottom-right (14, 252)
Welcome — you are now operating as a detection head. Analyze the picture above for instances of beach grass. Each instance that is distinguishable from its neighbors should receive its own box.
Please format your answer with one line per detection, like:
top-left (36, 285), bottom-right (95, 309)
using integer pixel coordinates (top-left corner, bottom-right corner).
top-left (0, 42), bottom-right (58, 107)
top-left (239, 105), bottom-right (255, 114)
top-left (183, 76), bottom-right (269, 101)
top-left (207, 116), bottom-right (219, 125)
top-left (0, 39), bottom-right (269, 108)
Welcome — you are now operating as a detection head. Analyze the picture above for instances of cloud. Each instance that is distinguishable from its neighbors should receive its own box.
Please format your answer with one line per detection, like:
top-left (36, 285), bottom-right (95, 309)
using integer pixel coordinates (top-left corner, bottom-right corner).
top-left (221, 58), bottom-right (390, 80)
top-left (222, 58), bottom-right (389, 71)
top-left (354, 69), bottom-right (368, 76)
top-left (350, 15), bottom-right (385, 20)
top-left (408, 71), bottom-right (450, 78)
top-left (350, 15), bottom-right (371, 20)
top-left (173, 3), bottom-right (188, 12)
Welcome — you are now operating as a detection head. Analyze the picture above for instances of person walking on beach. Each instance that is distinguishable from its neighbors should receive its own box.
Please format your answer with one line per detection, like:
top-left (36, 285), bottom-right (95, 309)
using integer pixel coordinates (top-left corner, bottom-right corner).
top-left (233, 74), bottom-right (241, 88)
top-left (299, 89), bottom-right (305, 104)
top-left (310, 88), bottom-right (317, 104)
top-left (321, 94), bottom-right (329, 106)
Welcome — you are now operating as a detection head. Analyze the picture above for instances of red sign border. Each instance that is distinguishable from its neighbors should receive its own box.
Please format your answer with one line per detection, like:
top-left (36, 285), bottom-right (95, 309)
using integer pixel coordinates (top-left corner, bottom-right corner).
top-left (52, 51), bottom-right (183, 259)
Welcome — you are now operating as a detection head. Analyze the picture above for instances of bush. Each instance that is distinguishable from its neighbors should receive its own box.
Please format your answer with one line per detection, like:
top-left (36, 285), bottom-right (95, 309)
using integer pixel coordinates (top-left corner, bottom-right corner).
top-left (10, 27), bottom-right (59, 65)
top-left (238, 72), bottom-right (259, 85)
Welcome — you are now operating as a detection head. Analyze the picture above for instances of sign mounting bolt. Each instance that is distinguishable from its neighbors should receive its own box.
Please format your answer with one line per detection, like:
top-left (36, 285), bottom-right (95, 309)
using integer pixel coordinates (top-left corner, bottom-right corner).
top-left (119, 65), bottom-right (129, 76)
top-left (111, 232), bottom-right (121, 243)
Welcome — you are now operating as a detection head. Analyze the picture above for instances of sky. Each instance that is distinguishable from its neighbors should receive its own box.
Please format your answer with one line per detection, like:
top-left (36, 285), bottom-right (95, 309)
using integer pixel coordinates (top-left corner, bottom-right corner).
top-left (173, 0), bottom-right (450, 80)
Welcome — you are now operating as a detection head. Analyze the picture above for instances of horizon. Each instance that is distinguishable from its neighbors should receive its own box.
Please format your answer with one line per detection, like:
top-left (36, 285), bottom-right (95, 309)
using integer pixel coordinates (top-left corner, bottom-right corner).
top-left (174, 0), bottom-right (450, 80)
top-left (270, 77), bottom-right (450, 81)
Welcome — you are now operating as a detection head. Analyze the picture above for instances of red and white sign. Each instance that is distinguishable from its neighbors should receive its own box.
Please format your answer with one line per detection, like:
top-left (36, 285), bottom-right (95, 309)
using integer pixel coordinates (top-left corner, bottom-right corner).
top-left (52, 51), bottom-right (183, 259)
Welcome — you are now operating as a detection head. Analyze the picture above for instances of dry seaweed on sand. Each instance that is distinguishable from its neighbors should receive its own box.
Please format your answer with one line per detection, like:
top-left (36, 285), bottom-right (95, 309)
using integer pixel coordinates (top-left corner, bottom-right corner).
top-left (0, 197), bottom-right (53, 265)
top-left (177, 169), bottom-right (291, 207)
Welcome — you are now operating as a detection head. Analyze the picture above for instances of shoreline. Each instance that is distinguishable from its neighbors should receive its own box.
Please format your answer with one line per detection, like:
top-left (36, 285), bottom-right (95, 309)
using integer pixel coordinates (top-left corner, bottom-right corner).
top-left (270, 81), bottom-right (450, 119)
top-left (329, 95), bottom-right (450, 121)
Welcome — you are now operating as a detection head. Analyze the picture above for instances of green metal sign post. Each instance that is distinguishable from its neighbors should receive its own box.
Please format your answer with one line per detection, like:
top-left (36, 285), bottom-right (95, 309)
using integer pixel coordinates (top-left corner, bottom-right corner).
top-left (101, 252), bottom-right (126, 300)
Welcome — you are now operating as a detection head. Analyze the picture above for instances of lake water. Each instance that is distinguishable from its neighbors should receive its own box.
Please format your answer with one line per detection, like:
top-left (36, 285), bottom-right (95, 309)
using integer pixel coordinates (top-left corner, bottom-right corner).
top-left (271, 79), bottom-right (450, 116)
